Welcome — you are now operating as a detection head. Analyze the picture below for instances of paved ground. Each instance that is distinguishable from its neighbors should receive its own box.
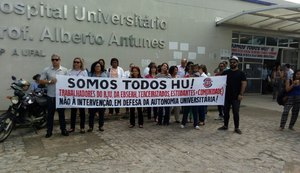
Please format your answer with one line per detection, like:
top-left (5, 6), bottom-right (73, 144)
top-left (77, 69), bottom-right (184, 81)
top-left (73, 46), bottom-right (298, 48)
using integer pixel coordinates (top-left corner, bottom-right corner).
top-left (0, 95), bottom-right (300, 173)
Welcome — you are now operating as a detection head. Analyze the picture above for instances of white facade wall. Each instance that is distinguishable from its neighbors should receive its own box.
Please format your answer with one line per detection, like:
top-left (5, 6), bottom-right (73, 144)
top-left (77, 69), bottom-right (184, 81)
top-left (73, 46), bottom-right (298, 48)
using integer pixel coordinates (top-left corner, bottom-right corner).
top-left (0, 0), bottom-right (298, 109)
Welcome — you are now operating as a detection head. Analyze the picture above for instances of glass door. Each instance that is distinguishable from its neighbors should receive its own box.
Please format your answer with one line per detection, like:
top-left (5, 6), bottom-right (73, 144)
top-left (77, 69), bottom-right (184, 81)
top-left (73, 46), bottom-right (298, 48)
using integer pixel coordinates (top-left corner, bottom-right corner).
top-left (242, 58), bottom-right (263, 93)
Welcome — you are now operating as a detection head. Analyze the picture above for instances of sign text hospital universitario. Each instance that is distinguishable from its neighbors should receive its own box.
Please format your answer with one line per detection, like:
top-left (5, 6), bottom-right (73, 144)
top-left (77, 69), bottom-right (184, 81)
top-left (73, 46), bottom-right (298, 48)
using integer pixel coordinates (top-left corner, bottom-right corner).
top-left (0, 1), bottom-right (167, 53)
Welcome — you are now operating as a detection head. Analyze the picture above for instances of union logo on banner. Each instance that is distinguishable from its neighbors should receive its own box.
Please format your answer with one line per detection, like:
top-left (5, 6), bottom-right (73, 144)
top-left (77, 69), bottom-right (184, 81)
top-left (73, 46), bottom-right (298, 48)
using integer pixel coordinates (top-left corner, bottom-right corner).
top-left (203, 78), bottom-right (212, 88)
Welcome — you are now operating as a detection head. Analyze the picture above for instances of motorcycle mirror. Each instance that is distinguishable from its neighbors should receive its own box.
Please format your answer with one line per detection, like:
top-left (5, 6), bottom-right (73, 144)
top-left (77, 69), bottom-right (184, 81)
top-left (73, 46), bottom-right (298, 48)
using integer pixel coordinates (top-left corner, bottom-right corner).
top-left (11, 76), bottom-right (16, 81)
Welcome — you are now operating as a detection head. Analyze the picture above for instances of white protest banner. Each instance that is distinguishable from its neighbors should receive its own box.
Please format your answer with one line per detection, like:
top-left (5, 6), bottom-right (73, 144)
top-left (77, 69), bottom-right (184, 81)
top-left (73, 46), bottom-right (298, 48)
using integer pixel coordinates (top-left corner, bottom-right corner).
top-left (232, 43), bottom-right (278, 59)
top-left (56, 75), bottom-right (227, 108)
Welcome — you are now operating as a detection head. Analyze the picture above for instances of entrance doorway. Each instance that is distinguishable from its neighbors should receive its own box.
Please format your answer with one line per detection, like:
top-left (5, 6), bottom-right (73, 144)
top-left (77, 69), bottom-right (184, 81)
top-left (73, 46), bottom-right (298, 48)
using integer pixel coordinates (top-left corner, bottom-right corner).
top-left (239, 49), bottom-right (299, 93)
top-left (231, 32), bottom-right (300, 93)
top-left (242, 58), bottom-right (263, 93)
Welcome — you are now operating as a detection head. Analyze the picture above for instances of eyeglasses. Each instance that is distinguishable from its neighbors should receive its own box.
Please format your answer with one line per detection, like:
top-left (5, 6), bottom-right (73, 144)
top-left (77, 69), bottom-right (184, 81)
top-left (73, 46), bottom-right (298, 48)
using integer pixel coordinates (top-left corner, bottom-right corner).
top-left (51, 59), bottom-right (59, 61)
top-left (73, 61), bottom-right (81, 64)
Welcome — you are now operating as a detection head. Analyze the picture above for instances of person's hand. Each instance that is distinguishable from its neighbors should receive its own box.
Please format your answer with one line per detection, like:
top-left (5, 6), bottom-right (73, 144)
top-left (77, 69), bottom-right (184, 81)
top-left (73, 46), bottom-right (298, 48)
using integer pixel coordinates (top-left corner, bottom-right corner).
top-left (50, 78), bottom-right (57, 84)
top-left (238, 94), bottom-right (243, 101)
top-left (293, 80), bottom-right (300, 86)
top-left (52, 78), bottom-right (57, 84)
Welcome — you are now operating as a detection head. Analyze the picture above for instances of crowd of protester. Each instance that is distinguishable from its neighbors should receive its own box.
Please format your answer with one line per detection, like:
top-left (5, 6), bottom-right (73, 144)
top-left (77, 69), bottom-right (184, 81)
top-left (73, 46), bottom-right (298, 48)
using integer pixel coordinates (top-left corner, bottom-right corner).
top-left (36, 54), bottom-right (299, 138)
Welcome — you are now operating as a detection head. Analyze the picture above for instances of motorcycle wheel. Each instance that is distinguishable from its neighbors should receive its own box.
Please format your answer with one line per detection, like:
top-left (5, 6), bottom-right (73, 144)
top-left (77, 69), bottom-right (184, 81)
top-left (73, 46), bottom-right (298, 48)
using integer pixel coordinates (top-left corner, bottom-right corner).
top-left (35, 111), bottom-right (47, 129)
top-left (0, 116), bottom-right (14, 142)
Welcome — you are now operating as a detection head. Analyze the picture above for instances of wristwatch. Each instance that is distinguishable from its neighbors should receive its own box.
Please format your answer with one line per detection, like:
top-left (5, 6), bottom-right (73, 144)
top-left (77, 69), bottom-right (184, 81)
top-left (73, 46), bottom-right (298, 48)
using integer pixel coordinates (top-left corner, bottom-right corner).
top-left (48, 80), bottom-right (51, 84)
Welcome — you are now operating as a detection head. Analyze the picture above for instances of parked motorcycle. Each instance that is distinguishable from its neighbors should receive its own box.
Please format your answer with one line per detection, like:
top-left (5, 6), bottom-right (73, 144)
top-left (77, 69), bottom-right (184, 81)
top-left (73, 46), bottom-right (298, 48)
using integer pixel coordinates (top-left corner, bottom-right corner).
top-left (0, 76), bottom-right (47, 142)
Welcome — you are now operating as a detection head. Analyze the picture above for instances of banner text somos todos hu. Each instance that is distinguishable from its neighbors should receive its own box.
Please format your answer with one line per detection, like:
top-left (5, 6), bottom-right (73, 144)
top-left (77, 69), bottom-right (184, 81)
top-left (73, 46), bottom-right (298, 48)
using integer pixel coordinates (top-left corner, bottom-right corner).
top-left (56, 75), bottom-right (227, 108)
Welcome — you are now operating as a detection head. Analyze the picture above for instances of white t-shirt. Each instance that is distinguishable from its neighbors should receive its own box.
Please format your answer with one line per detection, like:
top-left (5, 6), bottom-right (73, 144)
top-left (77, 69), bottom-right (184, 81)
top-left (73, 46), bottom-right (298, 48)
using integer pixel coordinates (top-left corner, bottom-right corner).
top-left (286, 68), bottom-right (294, 80)
top-left (177, 65), bottom-right (186, 78)
top-left (143, 67), bottom-right (150, 77)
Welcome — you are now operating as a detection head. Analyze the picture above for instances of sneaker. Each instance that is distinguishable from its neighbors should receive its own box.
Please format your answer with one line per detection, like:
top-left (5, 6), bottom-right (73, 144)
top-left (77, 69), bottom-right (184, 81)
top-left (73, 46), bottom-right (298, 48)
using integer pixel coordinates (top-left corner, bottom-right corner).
top-left (234, 128), bottom-right (242, 134)
top-left (288, 127), bottom-right (295, 131)
top-left (194, 126), bottom-right (200, 130)
top-left (218, 126), bottom-right (228, 130)
top-left (215, 116), bottom-right (223, 120)
top-left (180, 125), bottom-right (185, 129)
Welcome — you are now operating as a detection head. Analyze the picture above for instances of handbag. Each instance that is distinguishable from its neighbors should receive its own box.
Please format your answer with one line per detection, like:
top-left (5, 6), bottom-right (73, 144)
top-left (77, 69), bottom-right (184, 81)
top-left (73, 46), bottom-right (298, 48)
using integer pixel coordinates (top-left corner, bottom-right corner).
top-left (277, 89), bottom-right (288, 106)
top-left (276, 79), bottom-right (292, 106)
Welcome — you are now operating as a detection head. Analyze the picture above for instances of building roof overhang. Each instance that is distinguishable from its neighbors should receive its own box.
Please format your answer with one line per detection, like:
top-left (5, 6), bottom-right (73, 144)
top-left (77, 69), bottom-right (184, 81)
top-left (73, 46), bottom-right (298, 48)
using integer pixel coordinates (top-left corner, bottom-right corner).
top-left (216, 5), bottom-right (300, 34)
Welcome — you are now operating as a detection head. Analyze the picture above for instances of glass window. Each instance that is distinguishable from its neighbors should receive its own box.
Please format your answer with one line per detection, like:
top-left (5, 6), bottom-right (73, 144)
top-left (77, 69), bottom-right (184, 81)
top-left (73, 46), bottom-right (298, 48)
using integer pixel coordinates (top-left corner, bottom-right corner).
top-left (266, 37), bottom-right (277, 46)
top-left (283, 50), bottom-right (298, 70)
top-left (245, 79), bottom-right (262, 93)
top-left (278, 38), bottom-right (289, 47)
top-left (289, 39), bottom-right (299, 48)
top-left (253, 36), bottom-right (265, 45)
top-left (240, 34), bottom-right (253, 44)
top-left (243, 63), bottom-right (262, 78)
top-left (232, 33), bottom-right (239, 43)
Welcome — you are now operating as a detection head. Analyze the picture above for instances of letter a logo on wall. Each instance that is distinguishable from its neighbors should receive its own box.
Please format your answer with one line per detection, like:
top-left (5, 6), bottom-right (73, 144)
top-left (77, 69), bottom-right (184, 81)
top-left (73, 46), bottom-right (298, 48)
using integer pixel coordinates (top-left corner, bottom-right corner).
top-left (203, 78), bottom-right (212, 88)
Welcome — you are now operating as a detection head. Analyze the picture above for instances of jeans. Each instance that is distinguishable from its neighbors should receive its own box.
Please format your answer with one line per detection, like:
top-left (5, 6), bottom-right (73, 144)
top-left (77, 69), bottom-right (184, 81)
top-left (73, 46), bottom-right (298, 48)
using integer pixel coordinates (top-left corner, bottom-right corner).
top-left (108, 108), bottom-right (119, 114)
top-left (198, 106), bottom-right (206, 123)
top-left (47, 97), bottom-right (66, 134)
top-left (158, 107), bottom-right (170, 125)
top-left (70, 108), bottom-right (85, 129)
top-left (223, 99), bottom-right (241, 129)
top-left (130, 107), bottom-right (143, 126)
top-left (280, 96), bottom-right (300, 129)
top-left (89, 108), bottom-right (105, 129)
top-left (182, 106), bottom-right (199, 127)
top-left (217, 105), bottom-right (224, 117)
top-left (147, 107), bottom-right (158, 120)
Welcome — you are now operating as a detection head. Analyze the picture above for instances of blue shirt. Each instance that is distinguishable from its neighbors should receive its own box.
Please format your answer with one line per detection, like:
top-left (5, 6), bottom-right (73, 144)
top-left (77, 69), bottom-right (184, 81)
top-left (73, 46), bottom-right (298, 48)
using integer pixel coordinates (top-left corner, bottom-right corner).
top-left (288, 85), bottom-right (300, 96)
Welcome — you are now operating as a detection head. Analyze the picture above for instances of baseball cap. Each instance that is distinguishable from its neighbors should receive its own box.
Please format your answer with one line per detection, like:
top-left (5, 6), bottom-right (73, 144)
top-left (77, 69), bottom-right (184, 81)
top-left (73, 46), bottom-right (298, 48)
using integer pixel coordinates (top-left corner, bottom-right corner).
top-left (229, 56), bottom-right (239, 62)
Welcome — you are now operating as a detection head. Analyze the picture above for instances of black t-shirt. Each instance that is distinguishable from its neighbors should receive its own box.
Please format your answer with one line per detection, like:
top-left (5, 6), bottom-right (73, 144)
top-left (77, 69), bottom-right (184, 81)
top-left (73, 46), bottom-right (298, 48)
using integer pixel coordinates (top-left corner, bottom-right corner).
top-left (222, 69), bottom-right (247, 100)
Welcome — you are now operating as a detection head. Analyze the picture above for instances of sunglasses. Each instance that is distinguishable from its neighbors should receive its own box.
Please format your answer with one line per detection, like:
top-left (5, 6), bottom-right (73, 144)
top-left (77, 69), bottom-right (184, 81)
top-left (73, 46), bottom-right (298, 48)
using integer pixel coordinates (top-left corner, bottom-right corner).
top-left (230, 61), bottom-right (237, 64)
top-left (73, 61), bottom-right (81, 64)
top-left (51, 59), bottom-right (59, 61)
